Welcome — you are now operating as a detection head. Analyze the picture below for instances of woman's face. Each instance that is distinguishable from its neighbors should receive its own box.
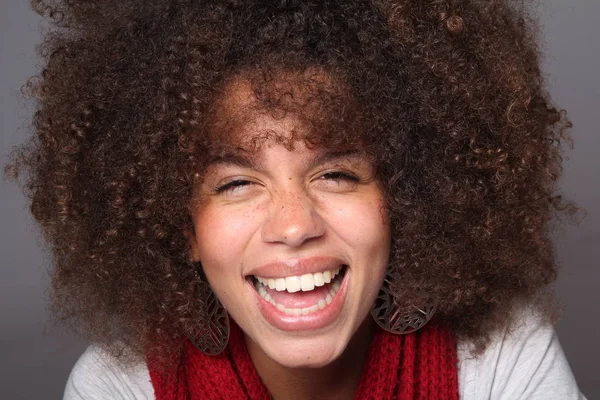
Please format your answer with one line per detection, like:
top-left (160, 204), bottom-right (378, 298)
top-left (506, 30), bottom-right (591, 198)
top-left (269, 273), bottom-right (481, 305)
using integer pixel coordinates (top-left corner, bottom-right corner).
top-left (188, 78), bottom-right (391, 368)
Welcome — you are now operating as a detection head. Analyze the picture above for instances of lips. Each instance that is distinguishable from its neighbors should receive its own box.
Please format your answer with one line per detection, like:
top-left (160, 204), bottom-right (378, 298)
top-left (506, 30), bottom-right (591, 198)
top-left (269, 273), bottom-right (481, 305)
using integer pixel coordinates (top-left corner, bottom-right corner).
top-left (254, 266), bottom-right (346, 310)
top-left (246, 256), bottom-right (350, 331)
top-left (254, 266), bottom-right (344, 293)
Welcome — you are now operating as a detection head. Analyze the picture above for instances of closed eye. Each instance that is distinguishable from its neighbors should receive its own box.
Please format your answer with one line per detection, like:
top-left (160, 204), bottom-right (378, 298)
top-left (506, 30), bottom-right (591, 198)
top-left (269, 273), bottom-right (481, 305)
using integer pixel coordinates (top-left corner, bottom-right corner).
top-left (215, 179), bottom-right (253, 194)
top-left (314, 170), bottom-right (361, 192)
top-left (320, 171), bottom-right (360, 182)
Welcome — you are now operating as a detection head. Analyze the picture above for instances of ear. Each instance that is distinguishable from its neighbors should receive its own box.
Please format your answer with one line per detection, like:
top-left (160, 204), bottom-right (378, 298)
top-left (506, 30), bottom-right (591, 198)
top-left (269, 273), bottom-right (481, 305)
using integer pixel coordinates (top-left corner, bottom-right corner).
top-left (184, 225), bottom-right (202, 262)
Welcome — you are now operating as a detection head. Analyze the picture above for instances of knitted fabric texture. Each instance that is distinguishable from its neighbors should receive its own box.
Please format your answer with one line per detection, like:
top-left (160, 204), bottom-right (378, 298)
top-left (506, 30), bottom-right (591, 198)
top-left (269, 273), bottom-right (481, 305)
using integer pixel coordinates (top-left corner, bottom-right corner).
top-left (149, 321), bottom-right (458, 399)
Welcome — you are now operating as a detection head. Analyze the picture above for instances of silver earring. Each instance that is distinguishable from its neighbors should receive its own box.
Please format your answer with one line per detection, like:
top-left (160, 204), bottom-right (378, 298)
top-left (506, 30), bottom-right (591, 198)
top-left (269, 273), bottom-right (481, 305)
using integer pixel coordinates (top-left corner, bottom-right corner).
top-left (190, 277), bottom-right (230, 356)
top-left (371, 270), bottom-right (435, 334)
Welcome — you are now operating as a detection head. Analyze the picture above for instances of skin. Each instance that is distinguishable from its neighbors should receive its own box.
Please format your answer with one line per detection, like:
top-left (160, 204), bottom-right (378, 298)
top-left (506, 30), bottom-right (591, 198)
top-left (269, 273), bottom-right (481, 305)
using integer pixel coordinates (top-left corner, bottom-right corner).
top-left (18, 1), bottom-right (567, 369)
top-left (187, 77), bottom-right (392, 399)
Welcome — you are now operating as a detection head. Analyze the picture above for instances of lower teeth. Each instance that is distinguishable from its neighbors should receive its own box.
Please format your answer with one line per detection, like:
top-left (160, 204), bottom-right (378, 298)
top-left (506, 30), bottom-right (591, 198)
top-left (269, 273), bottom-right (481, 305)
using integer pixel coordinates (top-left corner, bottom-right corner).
top-left (254, 272), bottom-right (343, 316)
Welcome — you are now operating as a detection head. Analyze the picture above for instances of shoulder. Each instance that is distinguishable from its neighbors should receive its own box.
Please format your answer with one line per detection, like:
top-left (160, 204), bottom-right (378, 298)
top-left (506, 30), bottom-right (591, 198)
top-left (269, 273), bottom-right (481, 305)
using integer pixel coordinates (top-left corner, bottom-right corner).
top-left (63, 344), bottom-right (154, 400)
top-left (63, 307), bottom-right (587, 400)
top-left (457, 304), bottom-right (587, 400)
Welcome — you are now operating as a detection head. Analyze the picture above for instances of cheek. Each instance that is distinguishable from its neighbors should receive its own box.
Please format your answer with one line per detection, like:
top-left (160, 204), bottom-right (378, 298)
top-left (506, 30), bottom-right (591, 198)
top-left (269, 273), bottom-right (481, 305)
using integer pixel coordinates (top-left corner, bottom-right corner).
top-left (193, 202), bottom-right (263, 273)
top-left (326, 196), bottom-right (390, 251)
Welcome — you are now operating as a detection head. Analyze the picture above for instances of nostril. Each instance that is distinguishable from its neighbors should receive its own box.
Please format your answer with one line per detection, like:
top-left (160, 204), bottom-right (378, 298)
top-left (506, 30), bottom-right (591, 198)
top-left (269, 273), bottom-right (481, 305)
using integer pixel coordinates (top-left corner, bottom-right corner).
top-left (261, 198), bottom-right (326, 246)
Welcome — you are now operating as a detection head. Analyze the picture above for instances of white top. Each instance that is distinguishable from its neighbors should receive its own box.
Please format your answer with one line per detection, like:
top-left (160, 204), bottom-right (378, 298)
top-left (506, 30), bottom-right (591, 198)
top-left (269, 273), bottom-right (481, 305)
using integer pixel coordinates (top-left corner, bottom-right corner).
top-left (63, 306), bottom-right (587, 400)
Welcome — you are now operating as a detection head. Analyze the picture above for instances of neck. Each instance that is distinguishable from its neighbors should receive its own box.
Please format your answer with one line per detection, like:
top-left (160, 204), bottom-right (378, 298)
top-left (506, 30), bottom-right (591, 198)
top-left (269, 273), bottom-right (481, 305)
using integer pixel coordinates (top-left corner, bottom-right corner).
top-left (245, 319), bottom-right (374, 400)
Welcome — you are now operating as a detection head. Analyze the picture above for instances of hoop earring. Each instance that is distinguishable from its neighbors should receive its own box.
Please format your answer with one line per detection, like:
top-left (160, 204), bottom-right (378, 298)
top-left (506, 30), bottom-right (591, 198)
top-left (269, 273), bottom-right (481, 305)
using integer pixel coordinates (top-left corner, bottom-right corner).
top-left (190, 276), bottom-right (230, 356)
top-left (371, 270), bottom-right (435, 334)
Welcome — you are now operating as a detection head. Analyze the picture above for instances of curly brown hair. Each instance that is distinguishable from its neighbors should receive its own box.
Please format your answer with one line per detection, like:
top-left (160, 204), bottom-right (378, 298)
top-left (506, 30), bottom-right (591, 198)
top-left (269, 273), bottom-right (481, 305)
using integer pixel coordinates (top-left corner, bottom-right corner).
top-left (8, 0), bottom-right (574, 364)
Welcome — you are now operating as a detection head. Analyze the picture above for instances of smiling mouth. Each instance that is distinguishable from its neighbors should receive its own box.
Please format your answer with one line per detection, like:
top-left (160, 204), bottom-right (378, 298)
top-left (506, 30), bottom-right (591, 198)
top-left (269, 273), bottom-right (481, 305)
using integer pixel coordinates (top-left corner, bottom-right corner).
top-left (250, 265), bottom-right (348, 316)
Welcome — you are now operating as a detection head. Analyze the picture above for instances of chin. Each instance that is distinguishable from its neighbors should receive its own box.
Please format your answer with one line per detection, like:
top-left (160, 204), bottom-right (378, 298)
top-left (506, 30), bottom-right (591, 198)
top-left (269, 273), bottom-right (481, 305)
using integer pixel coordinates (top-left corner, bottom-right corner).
top-left (258, 333), bottom-right (348, 368)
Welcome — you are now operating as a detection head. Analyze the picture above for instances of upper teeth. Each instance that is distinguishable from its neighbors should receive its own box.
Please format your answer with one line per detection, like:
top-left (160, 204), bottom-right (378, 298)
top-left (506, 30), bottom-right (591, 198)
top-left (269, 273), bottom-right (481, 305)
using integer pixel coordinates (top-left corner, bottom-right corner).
top-left (254, 267), bottom-right (343, 293)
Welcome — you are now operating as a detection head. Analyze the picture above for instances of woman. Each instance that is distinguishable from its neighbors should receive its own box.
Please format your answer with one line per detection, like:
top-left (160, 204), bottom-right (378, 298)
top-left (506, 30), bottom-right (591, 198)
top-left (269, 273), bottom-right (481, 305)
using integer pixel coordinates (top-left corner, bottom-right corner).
top-left (10, 0), bottom-right (586, 398)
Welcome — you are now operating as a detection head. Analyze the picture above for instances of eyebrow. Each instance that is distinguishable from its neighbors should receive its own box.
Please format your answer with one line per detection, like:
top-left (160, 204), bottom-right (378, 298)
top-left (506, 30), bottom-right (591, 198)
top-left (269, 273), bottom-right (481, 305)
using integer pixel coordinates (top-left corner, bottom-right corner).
top-left (307, 149), bottom-right (364, 169)
top-left (209, 149), bottom-right (363, 171)
top-left (210, 153), bottom-right (256, 169)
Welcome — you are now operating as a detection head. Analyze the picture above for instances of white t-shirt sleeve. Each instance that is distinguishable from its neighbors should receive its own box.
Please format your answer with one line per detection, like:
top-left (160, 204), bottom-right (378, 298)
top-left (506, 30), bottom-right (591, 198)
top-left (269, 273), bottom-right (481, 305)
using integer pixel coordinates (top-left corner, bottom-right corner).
top-left (458, 306), bottom-right (587, 400)
top-left (63, 345), bottom-right (154, 400)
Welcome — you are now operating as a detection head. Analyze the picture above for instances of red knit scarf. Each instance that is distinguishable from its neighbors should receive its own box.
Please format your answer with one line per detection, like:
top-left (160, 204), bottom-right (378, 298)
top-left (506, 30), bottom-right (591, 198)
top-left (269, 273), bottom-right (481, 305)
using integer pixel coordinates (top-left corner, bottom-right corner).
top-left (149, 321), bottom-right (458, 399)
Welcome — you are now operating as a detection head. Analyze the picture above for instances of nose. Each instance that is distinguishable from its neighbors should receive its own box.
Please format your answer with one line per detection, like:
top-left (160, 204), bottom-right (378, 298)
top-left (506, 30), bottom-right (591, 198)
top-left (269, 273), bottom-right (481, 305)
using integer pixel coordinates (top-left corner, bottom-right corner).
top-left (261, 189), bottom-right (326, 247)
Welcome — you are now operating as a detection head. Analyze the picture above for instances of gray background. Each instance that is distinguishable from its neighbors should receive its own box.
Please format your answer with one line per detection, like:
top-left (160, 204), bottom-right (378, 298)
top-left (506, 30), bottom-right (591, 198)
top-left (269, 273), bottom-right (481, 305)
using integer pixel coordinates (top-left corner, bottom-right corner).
top-left (1, 0), bottom-right (598, 399)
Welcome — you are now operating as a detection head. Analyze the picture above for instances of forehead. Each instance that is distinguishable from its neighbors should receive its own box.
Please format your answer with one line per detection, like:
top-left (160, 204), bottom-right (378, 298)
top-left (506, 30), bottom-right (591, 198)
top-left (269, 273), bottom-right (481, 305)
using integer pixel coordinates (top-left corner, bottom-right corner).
top-left (205, 67), bottom-right (363, 153)
top-left (215, 67), bottom-right (340, 114)
top-left (209, 144), bottom-right (367, 171)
